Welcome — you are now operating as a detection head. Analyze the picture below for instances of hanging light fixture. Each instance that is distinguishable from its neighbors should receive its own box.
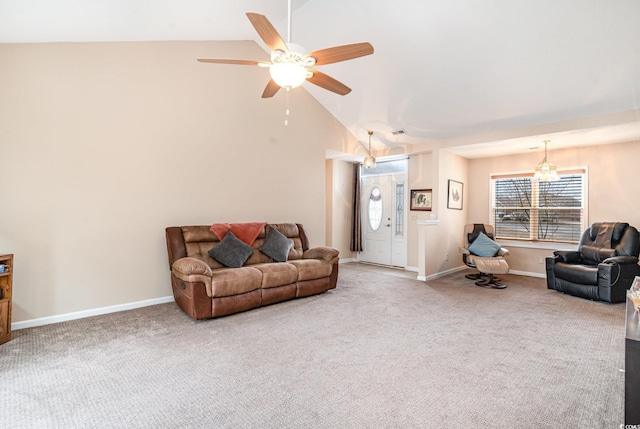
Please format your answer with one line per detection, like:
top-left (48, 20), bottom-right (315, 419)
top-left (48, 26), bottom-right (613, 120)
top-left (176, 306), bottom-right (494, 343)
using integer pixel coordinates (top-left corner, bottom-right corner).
top-left (363, 130), bottom-right (376, 168)
top-left (533, 140), bottom-right (560, 182)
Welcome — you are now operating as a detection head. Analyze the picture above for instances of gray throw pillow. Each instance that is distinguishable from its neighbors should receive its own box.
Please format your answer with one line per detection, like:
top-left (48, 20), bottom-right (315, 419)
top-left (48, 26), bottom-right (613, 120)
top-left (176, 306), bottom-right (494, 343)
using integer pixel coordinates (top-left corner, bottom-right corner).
top-left (260, 226), bottom-right (294, 262)
top-left (208, 231), bottom-right (254, 268)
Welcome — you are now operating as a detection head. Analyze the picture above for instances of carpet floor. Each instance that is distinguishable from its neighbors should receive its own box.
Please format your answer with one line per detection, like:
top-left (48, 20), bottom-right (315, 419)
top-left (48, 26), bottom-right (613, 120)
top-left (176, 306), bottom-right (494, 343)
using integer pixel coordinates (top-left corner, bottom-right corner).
top-left (0, 263), bottom-right (626, 428)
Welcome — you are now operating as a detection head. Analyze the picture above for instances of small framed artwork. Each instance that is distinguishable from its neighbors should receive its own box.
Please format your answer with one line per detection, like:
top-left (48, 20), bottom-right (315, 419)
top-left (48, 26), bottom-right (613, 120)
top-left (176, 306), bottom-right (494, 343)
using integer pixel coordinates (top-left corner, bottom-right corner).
top-left (447, 180), bottom-right (463, 210)
top-left (410, 189), bottom-right (432, 211)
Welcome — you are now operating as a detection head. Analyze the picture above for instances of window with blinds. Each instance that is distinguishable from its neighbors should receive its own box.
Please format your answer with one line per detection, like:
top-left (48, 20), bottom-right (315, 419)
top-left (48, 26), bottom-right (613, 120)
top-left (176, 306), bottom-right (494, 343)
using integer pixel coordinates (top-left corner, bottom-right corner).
top-left (490, 169), bottom-right (586, 243)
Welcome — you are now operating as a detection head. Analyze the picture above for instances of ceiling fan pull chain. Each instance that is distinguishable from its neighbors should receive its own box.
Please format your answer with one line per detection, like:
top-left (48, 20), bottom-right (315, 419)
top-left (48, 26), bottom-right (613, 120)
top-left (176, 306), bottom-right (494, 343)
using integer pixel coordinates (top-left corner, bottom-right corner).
top-left (284, 89), bottom-right (291, 126)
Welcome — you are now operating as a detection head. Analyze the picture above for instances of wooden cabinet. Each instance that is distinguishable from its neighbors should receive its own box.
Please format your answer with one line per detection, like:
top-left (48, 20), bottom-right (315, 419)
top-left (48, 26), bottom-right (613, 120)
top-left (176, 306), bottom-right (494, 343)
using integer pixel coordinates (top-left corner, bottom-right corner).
top-left (0, 254), bottom-right (13, 345)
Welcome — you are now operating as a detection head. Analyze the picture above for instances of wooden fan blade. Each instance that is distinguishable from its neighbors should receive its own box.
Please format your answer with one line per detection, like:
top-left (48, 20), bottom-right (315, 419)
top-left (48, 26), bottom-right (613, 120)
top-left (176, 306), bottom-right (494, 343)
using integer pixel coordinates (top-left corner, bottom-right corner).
top-left (262, 79), bottom-right (281, 98)
top-left (197, 58), bottom-right (263, 66)
top-left (307, 42), bottom-right (374, 65)
top-left (307, 70), bottom-right (351, 95)
top-left (246, 13), bottom-right (288, 53)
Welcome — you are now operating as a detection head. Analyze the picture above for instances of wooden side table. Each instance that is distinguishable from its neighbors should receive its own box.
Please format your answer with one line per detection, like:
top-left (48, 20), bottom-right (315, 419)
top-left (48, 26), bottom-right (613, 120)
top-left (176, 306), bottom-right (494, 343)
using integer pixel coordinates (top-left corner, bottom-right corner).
top-left (0, 254), bottom-right (13, 345)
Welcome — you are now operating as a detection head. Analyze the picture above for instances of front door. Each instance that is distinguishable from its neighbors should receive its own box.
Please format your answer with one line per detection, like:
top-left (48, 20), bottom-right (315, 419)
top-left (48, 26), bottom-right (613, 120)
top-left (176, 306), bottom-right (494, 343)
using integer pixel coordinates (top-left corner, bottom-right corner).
top-left (360, 175), bottom-right (394, 265)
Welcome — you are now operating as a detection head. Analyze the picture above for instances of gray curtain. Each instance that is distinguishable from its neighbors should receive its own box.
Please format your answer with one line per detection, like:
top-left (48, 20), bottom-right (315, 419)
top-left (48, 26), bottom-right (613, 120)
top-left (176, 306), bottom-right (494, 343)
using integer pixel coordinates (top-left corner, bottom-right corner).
top-left (350, 163), bottom-right (362, 252)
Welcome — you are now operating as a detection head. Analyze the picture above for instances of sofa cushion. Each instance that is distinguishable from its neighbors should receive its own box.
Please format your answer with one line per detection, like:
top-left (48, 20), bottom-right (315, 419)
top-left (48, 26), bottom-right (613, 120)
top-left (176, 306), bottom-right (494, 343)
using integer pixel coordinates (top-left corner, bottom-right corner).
top-left (288, 259), bottom-right (333, 281)
top-left (208, 231), bottom-right (254, 268)
top-left (260, 226), bottom-right (294, 262)
top-left (581, 245), bottom-right (616, 265)
top-left (209, 267), bottom-right (263, 297)
top-left (254, 263), bottom-right (298, 288)
top-left (468, 231), bottom-right (502, 257)
top-left (554, 262), bottom-right (598, 286)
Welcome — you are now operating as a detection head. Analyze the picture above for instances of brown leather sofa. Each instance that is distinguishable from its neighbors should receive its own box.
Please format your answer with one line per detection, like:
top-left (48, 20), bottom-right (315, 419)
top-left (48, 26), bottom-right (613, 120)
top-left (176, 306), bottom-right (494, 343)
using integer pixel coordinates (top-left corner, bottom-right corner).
top-left (165, 223), bottom-right (339, 320)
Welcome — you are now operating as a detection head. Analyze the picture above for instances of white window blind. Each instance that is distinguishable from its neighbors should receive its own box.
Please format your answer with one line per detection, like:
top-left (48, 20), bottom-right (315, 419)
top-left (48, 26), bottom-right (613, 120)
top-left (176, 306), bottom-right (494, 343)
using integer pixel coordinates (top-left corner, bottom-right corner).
top-left (490, 169), bottom-right (586, 243)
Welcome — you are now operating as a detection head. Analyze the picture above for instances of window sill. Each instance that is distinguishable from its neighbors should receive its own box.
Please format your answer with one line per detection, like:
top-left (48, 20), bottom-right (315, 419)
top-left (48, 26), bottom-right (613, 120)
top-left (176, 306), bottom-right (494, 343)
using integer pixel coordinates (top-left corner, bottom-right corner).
top-left (496, 239), bottom-right (575, 251)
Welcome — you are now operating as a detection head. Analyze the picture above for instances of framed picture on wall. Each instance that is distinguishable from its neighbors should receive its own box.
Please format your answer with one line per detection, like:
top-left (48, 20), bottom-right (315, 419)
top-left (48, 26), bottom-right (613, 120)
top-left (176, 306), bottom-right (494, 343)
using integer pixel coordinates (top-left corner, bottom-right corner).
top-left (447, 180), bottom-right (463, 210)
top-left (410, 189), bottom-right (432, 211)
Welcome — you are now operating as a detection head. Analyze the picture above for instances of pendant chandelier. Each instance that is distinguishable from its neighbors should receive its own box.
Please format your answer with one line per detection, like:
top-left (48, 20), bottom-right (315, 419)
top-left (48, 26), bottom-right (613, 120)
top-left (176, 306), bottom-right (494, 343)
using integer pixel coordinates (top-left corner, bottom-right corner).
top-left (363, 130), bottom-right (376, 168)
top-left (533, 140), bottom-right (560, 182)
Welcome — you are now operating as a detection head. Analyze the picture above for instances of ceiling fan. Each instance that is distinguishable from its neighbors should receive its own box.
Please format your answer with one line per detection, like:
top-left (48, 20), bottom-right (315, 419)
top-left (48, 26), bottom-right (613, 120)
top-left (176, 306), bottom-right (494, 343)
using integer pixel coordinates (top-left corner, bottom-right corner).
top-left (197, 2), bottom-right (374, 98)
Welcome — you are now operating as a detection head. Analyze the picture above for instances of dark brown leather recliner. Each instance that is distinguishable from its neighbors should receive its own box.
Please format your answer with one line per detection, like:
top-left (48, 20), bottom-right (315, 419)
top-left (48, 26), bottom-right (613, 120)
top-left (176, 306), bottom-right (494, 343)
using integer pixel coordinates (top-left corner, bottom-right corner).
top-left (546, 222), bottom-right (640, 303)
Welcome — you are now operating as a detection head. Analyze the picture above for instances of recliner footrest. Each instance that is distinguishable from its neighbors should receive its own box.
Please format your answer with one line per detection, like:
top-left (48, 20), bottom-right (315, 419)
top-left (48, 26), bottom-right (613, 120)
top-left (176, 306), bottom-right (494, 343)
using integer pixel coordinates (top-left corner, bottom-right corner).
top-left (473, 257), bottom-right (509, 275)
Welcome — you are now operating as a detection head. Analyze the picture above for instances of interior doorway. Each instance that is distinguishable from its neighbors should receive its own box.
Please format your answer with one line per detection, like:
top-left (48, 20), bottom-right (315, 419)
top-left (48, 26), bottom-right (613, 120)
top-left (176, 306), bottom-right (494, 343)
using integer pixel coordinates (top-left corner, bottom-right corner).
top-left (359, 160), bottom-right (407, 268)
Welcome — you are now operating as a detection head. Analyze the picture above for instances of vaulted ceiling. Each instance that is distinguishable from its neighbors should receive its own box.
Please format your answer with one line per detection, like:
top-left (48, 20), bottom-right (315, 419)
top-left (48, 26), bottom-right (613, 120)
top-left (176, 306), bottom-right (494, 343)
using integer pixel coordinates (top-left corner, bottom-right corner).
top-left (3, 0), bottom-right (640, 160)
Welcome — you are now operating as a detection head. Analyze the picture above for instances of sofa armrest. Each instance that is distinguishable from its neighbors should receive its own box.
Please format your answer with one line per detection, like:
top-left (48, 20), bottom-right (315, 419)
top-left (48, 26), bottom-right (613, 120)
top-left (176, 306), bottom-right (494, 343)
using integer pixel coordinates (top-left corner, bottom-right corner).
top-left (459, 247), bottom-right (470, 255)
top-left (553, 250), bottom-right (581, 263)
top-left (602, 255), bottom-right (639, 265)
top-left (597, 258), bottom-right (640, 302)
top-left (303, 247), bottom-right (339, 263)
top-left (171, 257), bottom-right (213, 297)
top-left (172, 257), bottom-right (212, 277)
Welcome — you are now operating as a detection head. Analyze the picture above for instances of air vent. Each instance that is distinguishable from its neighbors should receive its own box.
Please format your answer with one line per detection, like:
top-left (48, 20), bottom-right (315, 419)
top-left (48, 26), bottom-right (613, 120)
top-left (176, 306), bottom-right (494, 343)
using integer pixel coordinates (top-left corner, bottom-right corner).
top-left (391, 129), bottom-right (407, 135)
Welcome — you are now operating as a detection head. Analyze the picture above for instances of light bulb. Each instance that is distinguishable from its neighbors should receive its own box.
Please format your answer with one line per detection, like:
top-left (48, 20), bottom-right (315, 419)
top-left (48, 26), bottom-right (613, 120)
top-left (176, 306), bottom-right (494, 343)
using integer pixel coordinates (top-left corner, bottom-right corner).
top-left (269, 63), bottom-right (308, 89)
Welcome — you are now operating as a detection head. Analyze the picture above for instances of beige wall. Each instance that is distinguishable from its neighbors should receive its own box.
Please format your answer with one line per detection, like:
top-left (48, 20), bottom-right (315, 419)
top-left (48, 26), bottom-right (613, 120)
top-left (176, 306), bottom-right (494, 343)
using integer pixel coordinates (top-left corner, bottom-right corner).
top-left (431, 150), bottom-right (469, 275)
top-left (407, 152), bottom-right (434, 267)
top-left (0, 41), bottom-right (353, 322)
top-left (466, 140), bottom-right (640, 275)
top-left (405, 150), bottom-right (469, 275)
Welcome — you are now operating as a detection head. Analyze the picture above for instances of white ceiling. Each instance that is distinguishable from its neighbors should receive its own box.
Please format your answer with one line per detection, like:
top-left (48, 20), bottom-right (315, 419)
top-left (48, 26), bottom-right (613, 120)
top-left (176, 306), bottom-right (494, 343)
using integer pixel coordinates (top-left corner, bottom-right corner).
top-left (3, 0), bottom-right (640, 160)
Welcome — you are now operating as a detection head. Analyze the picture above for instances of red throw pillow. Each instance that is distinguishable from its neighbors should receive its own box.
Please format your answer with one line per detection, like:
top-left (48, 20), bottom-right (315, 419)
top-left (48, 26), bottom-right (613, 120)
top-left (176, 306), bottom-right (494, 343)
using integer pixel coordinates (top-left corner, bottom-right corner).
top-left (210, 222), bottom-right (266, 246)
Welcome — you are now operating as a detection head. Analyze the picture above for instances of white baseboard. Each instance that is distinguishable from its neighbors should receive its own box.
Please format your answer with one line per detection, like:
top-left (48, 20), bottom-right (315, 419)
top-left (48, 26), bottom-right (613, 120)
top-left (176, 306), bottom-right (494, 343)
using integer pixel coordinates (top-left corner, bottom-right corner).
top-left (339, 258), bottom-right (357, 264)
top-left (421, 265), bottom-right (468, 281)
top-left (508, 270), bottom-right (546, 279)
top-left (12, 296), bottom-right (175, 331)
top-left (408, 265), bottom-right (467, 281)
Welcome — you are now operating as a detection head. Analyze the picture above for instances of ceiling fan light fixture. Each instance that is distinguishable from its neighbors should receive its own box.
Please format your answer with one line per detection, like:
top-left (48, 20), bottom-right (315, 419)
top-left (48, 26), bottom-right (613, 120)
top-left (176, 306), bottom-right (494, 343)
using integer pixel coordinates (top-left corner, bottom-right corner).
top-left (533, 140), bottom-right (560, 182)
top-left (269, 62), bottom-right (308, 89)
top-left (363, 130), bottom-right (376, 168)
top-left (197, 7), bottom-right (373, 98)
